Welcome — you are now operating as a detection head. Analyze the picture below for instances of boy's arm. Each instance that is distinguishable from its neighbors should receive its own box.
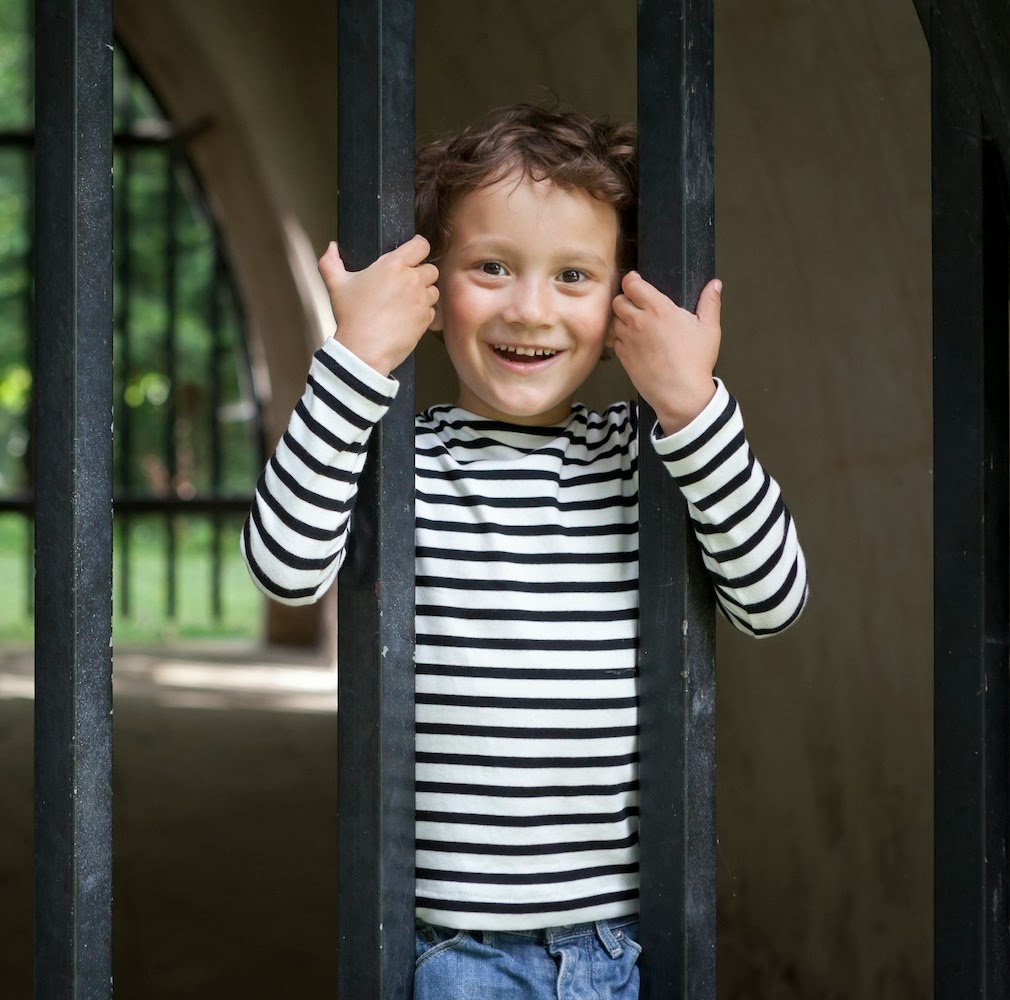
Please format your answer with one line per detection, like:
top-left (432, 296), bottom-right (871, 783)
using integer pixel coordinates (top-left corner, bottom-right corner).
top-left (650, 381), bottom-right (808, 637)
top-left (240, 338), bottom-right (399, 605)
top-left (242, 235), bottom-right (436, 604)
top-left (613, 273), bottom-right (806, 635)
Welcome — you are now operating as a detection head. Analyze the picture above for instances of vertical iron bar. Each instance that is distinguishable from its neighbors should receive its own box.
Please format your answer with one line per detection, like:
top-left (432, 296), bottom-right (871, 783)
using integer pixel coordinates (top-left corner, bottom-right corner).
top-left (33, 0), bottom-right (114, 996)
top-left (978, 143), bottom-right (1010, 998)
top-left (115, 64), bottom-right (135, 619)
top-left (336, 0), bottom-right (416, 996)
top-left (933, 4), bottom-right (1010, 992)
top-left (209, 240), bottom-right (224, 620)
top-left (225, 273), bottom-right (266, 478)
top-left (164, 148), bottom-right (178, 619)
top-left (636, 1), bottom-right (717, 997)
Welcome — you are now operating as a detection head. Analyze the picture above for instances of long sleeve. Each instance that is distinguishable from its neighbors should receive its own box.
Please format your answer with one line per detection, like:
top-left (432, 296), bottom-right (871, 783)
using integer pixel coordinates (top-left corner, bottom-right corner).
top-left (651, 380), bottom-right (808, 636)
top-left (240, 337), bottom-right (398, 604)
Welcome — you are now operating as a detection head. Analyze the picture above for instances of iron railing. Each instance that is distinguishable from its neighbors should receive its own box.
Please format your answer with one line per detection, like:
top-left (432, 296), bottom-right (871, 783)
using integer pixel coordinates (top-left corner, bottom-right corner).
top-left (30, 0), bottom-right (1010, 996)
top-left (931, 0), bottom-right (1010, 995)
top-left (332, 1), bottom-right (717, 996)
top-left (33, 2), bottom-right (114, 992)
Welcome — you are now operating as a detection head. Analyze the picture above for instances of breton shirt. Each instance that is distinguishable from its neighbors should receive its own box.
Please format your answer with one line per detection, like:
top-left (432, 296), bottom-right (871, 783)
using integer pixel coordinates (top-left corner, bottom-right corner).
top-left (241, 337), bottom-right (808, 930)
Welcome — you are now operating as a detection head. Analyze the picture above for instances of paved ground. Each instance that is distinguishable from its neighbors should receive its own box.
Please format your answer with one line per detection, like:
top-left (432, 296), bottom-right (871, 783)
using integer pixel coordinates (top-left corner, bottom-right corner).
top-left (0, 643), bottom-right (342, 997)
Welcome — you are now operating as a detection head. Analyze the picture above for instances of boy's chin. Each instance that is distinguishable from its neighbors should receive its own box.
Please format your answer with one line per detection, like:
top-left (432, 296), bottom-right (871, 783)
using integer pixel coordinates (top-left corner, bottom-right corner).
top-left (460, 394), bottom-right (575, 426)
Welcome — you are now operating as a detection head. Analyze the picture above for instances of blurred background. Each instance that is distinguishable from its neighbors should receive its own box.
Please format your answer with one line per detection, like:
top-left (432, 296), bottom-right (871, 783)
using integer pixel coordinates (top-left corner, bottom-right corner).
top-left (0, 0), bottom-right (932, 995)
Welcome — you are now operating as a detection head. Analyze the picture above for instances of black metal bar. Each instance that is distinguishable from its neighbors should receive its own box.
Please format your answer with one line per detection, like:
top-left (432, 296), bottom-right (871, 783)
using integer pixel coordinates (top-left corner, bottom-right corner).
top-left (219, 263), bottom-right (266, 478)
top-left (115, 64), bottom-right (135, 619)
top-left (208, 241), bottom-right (225, 619)
top-left (335, 0), bottom-right (416, 996)
top-left (926, 0), bottom-right (1010, 180)
top-left (961, 0), bottom-right (1010, 175)
top-left (636, 2), bottom-right (717, 997)
top-left (2, 495), bottom-right (38, 514)
top-left (164, 147), bottom-right (178, 619)
top-left (933, 4), bottom-right (1010, 993)
top-left (33, 0), bottom-right (114, 996)
top-left (0, 128), bottom-right (212, 148)
top-left (2, 494), bottom-right (254, 516)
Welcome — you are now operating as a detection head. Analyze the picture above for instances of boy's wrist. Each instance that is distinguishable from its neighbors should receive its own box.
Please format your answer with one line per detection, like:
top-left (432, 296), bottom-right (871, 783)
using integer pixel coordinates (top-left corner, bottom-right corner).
top-left (321, 335), bottom-right (401, 396)
top-left (653, 382), bottom-right (717, 436)
top-left (332, 327), bottom-right (396, 378)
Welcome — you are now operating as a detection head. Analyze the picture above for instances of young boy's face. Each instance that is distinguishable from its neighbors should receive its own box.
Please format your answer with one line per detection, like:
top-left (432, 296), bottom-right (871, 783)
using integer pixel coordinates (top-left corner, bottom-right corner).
top-left (431, 170), bottom-right (619, 425)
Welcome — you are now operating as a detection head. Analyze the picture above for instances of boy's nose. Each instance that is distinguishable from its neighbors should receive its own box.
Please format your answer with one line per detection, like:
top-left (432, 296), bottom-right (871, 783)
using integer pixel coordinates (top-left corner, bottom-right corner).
top-left (504, 278), bottom-right (555, 329)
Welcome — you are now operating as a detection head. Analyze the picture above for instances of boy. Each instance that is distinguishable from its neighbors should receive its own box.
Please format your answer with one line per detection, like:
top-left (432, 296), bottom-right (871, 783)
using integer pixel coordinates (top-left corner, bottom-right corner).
top-left (242, 104), bottom-right (807, 999)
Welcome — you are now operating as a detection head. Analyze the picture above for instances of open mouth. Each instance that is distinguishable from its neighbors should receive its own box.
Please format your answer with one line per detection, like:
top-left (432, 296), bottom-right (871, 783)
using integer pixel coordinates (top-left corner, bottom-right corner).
top-left (492, 344), bottom-right (559, 364)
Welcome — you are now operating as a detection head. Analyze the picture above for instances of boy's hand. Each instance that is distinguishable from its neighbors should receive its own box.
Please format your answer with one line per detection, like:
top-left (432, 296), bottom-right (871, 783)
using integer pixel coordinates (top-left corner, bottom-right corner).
top-left (318, 234), bottom-right (439, 377)
top-left (611, 272), bottom-right (722, 435)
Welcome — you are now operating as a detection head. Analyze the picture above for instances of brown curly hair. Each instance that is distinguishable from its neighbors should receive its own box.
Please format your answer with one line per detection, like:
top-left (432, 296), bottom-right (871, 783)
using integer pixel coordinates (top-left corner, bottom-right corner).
top-left (415, 104), bottom-right (637, 270)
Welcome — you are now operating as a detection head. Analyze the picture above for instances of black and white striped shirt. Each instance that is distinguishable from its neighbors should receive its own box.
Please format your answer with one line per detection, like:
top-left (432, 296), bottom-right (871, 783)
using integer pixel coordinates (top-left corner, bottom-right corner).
top-left (241, 338), bottom-right (807, 930)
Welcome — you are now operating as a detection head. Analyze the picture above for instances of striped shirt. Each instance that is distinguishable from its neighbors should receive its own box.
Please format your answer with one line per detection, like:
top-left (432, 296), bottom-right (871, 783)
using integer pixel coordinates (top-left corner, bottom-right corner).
top-left (241, 337), bottom-right (807, 930)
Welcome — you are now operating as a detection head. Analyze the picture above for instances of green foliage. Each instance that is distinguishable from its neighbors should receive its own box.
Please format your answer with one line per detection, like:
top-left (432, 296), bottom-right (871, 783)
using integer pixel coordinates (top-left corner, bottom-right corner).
top-left (0, 0), bottom-right (30, 131)
top-left (0, 146), bottom-right (31, 491)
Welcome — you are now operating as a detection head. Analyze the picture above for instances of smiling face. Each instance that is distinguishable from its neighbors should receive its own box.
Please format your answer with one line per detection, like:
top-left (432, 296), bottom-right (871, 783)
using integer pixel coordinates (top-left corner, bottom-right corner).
top-left (431, 171), bottom-right (620, 425)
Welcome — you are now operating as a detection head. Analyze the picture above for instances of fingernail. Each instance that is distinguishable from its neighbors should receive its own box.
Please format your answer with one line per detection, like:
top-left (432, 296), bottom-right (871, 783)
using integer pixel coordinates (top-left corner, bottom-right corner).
top-left (713, 279), bottom-right (723, 293)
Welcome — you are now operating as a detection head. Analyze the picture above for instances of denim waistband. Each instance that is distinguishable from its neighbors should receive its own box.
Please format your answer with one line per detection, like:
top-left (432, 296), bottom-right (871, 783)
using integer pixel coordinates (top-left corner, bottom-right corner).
top-left (476, 916), bottom-right (638, 956)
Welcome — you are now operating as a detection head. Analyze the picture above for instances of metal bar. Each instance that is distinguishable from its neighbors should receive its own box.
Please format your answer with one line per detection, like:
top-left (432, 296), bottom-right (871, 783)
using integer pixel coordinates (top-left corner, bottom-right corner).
top-left (222, 270), bottom-right (267, 477)
top-left (0, 130), bottom-right (209, 148)
top-left (959, 0), bottom-right (1010, 175)
top-left (115, 64), bottom-right (135, 619)
top-left (1, 495), bottom-right (254, 516)
top-left (636, 2), bottom-right (717, 997)
top-left (164, 148), bottom-right (178, 619)
top-left (209, 241), bottom-right (225, 619)
top-left (33, 0), bottom-right (114, 996)
top-left (933, 4), bottom-right (1010, 993)
top-left (927, 0), bottom-right (1010, 179)
top-left (335, 0), bottom-right (416, 995)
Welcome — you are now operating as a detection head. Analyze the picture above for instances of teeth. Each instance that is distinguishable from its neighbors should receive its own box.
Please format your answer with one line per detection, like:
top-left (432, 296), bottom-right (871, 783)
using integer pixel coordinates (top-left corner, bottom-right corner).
top-left (494, 344), bottom-right (557, 357)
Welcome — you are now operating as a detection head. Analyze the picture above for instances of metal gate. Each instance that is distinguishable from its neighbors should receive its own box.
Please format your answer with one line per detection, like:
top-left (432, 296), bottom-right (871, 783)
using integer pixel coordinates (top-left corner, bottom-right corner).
top-left (34, 1), bottom-right (716, 995)
top-left (332, 1), bottom-right (716, 996)
top-left (928, 0), bottom-right (1010, 995)
top-left (35, 0), bottom-right (1010, 996)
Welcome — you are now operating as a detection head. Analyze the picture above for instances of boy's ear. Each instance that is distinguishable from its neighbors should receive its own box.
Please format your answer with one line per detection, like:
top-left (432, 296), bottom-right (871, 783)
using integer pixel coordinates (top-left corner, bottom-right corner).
top-left (601, 317), bottom-right (616, 360)
top-left (429, 297), bottom-right (444, 333)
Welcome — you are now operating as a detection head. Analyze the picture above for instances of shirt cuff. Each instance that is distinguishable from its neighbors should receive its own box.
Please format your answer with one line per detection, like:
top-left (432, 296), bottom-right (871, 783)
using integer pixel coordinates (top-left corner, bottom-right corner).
top-left (319, 336), bottom-right (400, 399)
top-left (650, 378), bottom-right (728, 451)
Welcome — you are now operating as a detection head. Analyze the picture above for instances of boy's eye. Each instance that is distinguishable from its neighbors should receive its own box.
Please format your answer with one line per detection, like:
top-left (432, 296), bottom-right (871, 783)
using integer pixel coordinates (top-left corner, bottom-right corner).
top-left (480, 261), bottom-right (507, 276)
top-left (558, 268), bottom-right (586, 284)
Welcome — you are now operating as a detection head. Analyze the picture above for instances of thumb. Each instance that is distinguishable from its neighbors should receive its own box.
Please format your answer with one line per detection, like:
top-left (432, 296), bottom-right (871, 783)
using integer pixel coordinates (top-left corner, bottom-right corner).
top-left (319, 241), bottom-right (350, 284)
top-left (696, 278), bottom-right (722, 327)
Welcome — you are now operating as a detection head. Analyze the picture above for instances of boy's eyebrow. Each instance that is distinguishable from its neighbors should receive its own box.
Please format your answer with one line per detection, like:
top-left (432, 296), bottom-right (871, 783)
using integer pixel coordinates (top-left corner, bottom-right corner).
top-left (456, 237), bottom-right (612, 269)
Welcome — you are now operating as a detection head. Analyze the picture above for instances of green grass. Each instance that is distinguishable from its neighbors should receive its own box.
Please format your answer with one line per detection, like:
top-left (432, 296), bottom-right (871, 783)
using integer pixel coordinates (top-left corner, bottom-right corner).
top-left (0, 512), bottom-right (262, 643)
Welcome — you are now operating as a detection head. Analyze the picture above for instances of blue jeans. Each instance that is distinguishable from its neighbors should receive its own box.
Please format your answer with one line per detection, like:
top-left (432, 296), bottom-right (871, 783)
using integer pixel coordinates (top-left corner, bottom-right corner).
top-left (414, 917), bottom-right (641, 999)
